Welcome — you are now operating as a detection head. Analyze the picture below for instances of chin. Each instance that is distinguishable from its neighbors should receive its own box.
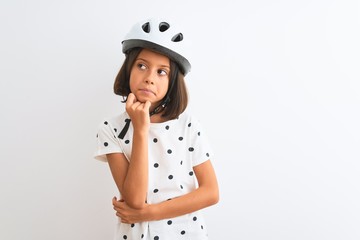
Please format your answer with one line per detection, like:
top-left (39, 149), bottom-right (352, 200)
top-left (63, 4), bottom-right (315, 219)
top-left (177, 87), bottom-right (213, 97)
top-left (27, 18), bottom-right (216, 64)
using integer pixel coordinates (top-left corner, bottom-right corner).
top-left (136, 95), bottom-right (152, 103)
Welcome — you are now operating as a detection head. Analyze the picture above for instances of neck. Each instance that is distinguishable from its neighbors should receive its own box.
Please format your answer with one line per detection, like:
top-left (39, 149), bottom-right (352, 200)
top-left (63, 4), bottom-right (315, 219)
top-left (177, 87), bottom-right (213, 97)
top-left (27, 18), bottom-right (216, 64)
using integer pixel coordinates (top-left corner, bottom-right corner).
top-left (150, 113), bottom-right (168, 123)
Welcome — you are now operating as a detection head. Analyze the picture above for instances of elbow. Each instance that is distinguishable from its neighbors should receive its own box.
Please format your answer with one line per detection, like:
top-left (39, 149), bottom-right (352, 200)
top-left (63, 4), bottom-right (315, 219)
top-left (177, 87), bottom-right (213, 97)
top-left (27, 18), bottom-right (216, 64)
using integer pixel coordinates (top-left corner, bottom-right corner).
top-left (200, 183), bottom-right (220, 206)
top-left (126, 199), bottom-right (147, 210)
top-left (122, 188), bottom-right (147, 209)
top-left (211, 190), bottom-right (220, 205)
top-left (206, 188), bottom-right (220, 206)
top-left (210, 181), bottom-right (220, 205)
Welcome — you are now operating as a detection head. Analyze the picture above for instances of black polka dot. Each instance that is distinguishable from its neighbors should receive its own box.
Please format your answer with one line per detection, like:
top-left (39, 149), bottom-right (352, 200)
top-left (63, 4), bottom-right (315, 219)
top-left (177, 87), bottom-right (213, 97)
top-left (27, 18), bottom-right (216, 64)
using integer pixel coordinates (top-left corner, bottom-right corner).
top-left (181, 230), bottom-right (186, 235)
top-left (131, 223), bottom-right (135, 228)
top-left (153, 189), bottom-right (159, 193)
top-left (154, 163), bottom-right (159, 168)
top-left (141, 234), bottom-right (144, 238)
top-left (125, 140), bottom-right (130, 144)
top-left (123, 235), bottom-right (127, 239)
top-left (201, 225), bottom-right (204, 229)
top-left (167, 149), bottom-right (172, 154)
top-left (114, 128), bottom-right (117, 132)
top-left (104, 142), bottom-right (108, 147)
top-left (168, 175), bottom-right (173, 180)
top-left (206, 153), bottom-right (210, 157)
top-left (153, 138), bottom-right (158, 143)
top-left (188, 147), bottom-right (194, 152)
top-left (178, 136), bottom-right (183, 141)
top-left (188, 123), bottom-right (191, 127)
top-left (167, 220), bottom-right (172, 225)
top-left (189, 171), bottom-right (194, 176)
top-left (104, 121), bottom-right (108, 125)
top-left (193, 216), bottom-right (197, 221)
top-left (167, 198), bottom-right (172, 201)
top-left (197, 131), bottom-right (201, 136)
top-left (180, 161), bottom-right (183, 165)
top-left (165, 125), bottom-right (170, 130)
top-left (154, 236), bottom-right (159, 240)
top-left (96, 134), bottom-right (98, 138)
top-left (180, 185), bottom-right (183, 189)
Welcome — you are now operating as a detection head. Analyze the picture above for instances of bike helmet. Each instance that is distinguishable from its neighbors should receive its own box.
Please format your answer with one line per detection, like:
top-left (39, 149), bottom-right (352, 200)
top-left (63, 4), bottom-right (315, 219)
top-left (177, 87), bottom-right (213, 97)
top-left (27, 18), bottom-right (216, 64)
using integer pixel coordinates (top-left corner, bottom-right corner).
top-left (122, 18), bottom-right (191, 76)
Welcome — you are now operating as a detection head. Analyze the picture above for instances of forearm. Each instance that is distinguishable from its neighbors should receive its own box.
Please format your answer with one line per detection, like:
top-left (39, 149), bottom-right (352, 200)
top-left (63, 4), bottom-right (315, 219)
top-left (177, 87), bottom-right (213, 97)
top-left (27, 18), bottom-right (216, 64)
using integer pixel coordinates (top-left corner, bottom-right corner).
top-left (122, 130), bottom-right (148, 208)
top-left (113, 161), bottom-right (219, 224)
top-left (147, 185), bottom-right (219, 221)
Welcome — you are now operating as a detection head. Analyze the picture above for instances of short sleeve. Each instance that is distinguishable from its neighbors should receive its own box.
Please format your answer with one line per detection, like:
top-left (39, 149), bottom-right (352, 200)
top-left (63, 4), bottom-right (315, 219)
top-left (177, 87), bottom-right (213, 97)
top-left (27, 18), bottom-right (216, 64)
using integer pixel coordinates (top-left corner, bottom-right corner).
top-left (189, 118), bottom-right (214, 167)
top-left (94, 120), bottom-right (123, 162)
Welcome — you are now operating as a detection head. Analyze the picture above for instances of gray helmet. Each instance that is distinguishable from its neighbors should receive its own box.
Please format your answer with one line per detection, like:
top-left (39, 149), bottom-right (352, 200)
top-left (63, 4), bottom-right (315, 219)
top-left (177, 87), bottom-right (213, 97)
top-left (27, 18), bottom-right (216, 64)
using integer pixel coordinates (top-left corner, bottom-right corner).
top-left (122, 18), bottom-right (191, 75)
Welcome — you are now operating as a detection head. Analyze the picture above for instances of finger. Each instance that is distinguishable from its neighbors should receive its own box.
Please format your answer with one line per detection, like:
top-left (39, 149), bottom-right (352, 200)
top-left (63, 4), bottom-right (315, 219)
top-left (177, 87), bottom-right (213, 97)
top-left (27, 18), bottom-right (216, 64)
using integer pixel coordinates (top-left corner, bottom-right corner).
top-left (112, 197), bottom-right (119, 207)
top-left (121, 218), bottom-right (130, 224)
top-left (126, 93), bottom-right (137, 108)
top-left (127, 101), bottom-right (142, 115)
top-left (128, 93), bottom-right (137, 102)
top-left (143, 100), bottom-right (151, 111)
top-left (113, 201), bottom-right (123, 209)
top-left (131, 101), bottom-right (142, 110)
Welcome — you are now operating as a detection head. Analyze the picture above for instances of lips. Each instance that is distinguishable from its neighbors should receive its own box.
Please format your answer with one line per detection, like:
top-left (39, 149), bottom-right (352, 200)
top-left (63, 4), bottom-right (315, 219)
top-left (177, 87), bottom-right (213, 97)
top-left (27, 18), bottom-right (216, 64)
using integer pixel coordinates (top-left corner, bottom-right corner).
top-left (139, 88), bottom-right (155, 95)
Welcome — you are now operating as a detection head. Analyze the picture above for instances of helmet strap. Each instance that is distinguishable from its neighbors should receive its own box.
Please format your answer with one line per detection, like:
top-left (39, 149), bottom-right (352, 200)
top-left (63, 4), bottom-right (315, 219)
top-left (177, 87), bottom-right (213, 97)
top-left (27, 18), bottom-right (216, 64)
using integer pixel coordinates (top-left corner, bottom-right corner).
top-left (149, 96), bottom-right (170, 116)
top-left (149, 73), bottom-right (176, 116)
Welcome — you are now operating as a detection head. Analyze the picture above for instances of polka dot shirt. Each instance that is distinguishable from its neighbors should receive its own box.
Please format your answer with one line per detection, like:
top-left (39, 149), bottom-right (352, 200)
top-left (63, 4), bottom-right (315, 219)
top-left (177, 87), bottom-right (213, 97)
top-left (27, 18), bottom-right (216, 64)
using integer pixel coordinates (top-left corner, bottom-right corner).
top-left (94, 111), bottom-right (213, 240)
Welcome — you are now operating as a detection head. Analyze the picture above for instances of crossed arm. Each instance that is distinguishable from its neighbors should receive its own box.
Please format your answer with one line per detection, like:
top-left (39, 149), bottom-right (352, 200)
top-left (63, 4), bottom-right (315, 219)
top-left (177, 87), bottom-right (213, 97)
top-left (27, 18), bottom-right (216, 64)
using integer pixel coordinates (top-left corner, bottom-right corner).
top-left (106, 152), bottom-right (219, 223)
top-left (106, 93), bottom-right (219, 223)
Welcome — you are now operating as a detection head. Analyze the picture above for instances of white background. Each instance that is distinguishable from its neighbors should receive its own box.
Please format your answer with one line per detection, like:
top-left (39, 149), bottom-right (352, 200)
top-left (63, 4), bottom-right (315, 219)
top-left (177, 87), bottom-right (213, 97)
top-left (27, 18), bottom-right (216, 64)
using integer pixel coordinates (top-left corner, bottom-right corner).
top-left (1, 0), bottom-right (359, 239)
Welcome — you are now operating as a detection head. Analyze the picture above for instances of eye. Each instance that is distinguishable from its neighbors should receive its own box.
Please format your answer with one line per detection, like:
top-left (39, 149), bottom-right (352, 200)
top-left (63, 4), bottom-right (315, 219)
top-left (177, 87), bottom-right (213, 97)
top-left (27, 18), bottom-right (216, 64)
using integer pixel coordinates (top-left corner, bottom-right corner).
top-left (137, 63), bottom-right (147, 70)
top-left (158, 69), bottom-right (168, 76)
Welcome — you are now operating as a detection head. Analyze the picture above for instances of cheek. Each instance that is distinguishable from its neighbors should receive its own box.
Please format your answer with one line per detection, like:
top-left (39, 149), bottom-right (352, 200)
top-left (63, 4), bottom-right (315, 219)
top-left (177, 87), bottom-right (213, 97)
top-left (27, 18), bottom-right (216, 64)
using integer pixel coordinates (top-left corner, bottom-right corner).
top-left (129, 79), bottom-right (135, 92)
top-left (158, 80), bottom-right (169, 96)
top-left (164, 79), bottom-right (171, 92)
top-left (128, 74), bottom-right (138, 92)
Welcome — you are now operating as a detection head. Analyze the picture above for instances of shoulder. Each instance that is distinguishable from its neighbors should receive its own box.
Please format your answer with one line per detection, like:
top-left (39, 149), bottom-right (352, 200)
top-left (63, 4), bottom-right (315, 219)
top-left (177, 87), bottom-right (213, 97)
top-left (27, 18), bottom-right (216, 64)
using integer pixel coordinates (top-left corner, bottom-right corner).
top-left (98, 112), bottom-right (129, 127)
top-left (175, 110), bottom-right (206, 134)
top-left (96, 112), bottom-right (130, 135)
top-left (178, 110), bottom-right (202, 126)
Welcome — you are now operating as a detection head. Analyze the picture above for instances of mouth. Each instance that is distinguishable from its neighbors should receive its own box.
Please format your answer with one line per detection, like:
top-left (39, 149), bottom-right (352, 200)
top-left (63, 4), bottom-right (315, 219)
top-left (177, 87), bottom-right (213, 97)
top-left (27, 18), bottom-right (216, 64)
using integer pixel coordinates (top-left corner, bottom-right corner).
top-left (139, 88), bottom-right (155, 95)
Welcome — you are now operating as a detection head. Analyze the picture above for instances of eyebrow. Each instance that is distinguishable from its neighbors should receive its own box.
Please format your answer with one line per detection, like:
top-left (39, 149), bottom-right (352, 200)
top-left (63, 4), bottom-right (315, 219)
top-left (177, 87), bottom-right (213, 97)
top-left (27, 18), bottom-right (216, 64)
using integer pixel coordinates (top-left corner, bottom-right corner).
top-left (136, 58), bottom-right (170, 69)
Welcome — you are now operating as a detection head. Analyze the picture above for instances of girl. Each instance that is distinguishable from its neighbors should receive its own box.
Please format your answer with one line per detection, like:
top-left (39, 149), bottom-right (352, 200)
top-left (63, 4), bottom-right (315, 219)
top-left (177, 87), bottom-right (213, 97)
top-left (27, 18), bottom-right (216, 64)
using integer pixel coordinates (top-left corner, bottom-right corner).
top-left (94, 18), bottom-right (219, 240)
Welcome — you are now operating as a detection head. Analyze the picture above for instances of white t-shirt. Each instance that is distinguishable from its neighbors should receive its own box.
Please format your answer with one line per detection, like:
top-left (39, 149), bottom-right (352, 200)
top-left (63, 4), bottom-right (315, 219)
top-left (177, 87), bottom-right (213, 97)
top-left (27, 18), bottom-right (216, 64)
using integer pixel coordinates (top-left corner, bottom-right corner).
top-left (94, 110), bottom-right (213, 240)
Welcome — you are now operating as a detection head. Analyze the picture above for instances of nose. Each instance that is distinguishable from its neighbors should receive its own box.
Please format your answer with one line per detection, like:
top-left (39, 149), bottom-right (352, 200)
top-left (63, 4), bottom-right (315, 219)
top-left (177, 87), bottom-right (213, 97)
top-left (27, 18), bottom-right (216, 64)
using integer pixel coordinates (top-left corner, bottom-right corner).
top-left (144, 70), bottom-right (156, 85)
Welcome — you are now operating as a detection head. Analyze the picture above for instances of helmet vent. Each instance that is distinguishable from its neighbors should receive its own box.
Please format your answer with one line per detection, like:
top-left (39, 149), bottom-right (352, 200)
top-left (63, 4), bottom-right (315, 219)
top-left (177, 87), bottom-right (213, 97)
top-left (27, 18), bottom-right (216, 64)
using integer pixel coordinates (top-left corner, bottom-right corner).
top-left (142, 22), bottom-right (151, 33)
top-left (159, 22), bottom-right (170, 32)
top-left (171, 33), bottom-right (183, 42)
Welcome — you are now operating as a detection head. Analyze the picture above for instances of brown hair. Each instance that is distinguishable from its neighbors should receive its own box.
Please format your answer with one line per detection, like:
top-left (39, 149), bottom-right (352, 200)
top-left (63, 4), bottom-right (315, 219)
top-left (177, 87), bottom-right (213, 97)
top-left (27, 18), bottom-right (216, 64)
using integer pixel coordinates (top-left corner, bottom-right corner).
top-left (114, 48), bottom-right (188, 120)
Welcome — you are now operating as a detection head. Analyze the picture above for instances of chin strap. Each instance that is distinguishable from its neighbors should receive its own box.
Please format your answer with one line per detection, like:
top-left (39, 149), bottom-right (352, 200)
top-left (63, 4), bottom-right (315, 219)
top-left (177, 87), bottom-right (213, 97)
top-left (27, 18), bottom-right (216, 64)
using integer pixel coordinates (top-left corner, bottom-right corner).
top-left (149, 70), bottom-right (176, 116)
top-left (149, 96), bottom-right (170, 116)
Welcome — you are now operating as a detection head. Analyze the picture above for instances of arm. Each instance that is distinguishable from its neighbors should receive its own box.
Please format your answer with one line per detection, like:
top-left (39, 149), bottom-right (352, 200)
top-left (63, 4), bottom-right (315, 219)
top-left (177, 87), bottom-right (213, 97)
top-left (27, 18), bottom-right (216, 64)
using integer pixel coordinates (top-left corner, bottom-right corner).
top-left (107, 93), bottom-right (151, 209)
top-left (150, 160), bottom-right (219, 220)
top-left (107, 141), bottom-right (147, 209)
top-left (113, 159), bottom-right (219, 223)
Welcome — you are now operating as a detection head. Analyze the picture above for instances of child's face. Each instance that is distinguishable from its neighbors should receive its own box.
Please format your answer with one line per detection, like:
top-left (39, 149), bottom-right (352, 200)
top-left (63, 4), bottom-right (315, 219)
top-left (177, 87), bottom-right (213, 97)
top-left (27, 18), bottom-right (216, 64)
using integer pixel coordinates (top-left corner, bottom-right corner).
top-left (129, 49), bottom-right (170, 106)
